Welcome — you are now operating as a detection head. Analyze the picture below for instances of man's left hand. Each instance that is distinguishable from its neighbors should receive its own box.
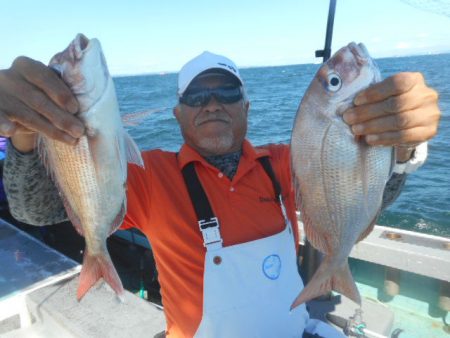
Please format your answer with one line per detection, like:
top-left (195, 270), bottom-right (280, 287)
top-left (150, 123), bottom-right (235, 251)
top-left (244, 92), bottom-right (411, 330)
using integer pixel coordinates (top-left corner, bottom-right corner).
top-left (343, 72), bottom-right (440, 151)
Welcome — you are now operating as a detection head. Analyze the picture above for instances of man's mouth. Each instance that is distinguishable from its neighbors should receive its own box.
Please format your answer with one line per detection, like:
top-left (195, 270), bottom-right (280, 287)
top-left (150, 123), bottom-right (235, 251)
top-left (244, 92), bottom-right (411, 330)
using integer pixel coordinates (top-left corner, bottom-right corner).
top-left (196, 116), bottom-right (231, 126)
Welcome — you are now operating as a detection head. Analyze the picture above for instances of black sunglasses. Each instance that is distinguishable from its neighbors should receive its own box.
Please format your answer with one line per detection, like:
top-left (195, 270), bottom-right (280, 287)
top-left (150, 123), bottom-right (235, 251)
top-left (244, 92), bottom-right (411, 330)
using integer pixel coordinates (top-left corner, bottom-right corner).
top-left (179, 86), bottom-right (243, 107)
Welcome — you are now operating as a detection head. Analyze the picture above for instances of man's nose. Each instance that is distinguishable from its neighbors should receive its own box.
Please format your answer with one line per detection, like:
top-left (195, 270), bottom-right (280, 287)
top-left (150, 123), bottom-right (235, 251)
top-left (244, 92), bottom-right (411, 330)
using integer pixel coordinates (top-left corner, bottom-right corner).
top-left (203, 95), bottom-right (221, 112)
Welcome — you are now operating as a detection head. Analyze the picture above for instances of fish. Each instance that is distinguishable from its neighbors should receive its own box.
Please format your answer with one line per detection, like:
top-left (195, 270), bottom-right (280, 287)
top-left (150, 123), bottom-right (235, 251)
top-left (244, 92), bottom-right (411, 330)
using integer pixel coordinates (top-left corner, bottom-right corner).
top-left (41, 33), bottom-right (144, 300)
top-left (290, 42), bottom-right (394, 309)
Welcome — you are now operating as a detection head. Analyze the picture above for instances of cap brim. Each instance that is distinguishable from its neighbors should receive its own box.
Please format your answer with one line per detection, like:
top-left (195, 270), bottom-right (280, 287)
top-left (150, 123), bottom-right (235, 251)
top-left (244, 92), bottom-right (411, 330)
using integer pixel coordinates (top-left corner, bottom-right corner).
top-left (193, 68), bottom-right (242, 85)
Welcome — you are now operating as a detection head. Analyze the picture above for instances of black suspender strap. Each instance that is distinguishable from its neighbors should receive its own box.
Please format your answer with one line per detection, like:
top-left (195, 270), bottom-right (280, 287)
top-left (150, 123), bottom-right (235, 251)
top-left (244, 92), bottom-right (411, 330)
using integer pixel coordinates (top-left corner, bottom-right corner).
top-left (182, 162), bottom-right (222, 249)
top-left (258, 157), bottom-right (291, 228)
top-left (181, 162), bottom-right (217, 227)
top-left (181, 156), bottom-right (282, 225)
top-left (181, 155), bottom-right (291, 248)
top-left (258, 157), bottom-right (282, 200)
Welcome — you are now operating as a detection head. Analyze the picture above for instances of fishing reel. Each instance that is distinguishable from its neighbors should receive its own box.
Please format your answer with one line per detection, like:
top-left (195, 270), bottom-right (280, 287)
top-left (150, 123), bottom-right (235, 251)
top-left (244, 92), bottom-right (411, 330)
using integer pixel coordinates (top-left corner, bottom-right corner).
top-left (344, 308), bottom-right (367, 337)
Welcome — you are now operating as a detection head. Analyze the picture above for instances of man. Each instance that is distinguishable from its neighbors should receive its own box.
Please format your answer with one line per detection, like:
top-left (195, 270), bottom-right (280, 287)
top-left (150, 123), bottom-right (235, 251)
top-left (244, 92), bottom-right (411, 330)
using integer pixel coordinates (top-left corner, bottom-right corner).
top-left (0, 51), bottom-right (440, 337)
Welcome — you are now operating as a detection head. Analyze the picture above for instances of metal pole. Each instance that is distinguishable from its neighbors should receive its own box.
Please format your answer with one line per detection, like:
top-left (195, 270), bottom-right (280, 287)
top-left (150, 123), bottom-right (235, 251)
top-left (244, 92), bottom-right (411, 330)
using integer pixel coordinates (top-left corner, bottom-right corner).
top-left (315, 0), bottom-right (337, 62)
top-left (301, 0), bottom-right (337, 287)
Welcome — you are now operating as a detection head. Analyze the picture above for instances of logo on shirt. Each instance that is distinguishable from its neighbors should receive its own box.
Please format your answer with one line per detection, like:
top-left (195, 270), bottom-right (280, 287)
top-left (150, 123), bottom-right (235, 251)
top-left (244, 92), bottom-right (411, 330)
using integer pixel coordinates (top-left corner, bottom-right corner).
top-left (259, 194), bottom-right (287, 203)
top-left (262, 254), bottom-right (281, 280)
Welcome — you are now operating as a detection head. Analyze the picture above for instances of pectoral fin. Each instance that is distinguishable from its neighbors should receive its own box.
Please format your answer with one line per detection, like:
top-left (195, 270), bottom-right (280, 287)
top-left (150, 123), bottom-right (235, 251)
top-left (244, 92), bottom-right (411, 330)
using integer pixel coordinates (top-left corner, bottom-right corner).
top-left (123, 131), bottom-right (144, 168)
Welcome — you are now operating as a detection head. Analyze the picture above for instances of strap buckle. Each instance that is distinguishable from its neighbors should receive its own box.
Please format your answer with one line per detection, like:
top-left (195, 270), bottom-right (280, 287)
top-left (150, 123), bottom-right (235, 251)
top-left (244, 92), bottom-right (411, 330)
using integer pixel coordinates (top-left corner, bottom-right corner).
top-left (198, 217), bottom-right (223, 248)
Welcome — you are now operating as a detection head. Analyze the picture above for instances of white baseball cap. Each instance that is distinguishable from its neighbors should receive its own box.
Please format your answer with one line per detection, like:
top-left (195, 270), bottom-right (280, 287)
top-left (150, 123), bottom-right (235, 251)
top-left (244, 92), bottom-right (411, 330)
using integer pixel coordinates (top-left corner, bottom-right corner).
top-left (177, 51), bottom-right (243, 96)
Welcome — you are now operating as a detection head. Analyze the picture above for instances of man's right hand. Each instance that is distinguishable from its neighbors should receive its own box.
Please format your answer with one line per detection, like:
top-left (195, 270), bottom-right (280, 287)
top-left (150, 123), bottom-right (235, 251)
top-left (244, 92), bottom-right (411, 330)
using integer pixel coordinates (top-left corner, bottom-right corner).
top-left (0, 56), bottom-right (85, 152)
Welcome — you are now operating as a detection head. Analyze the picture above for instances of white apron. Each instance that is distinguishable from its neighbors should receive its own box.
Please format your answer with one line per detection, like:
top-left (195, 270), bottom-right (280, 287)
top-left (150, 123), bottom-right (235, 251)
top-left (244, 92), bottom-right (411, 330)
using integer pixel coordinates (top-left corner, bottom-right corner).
top-left (193, 197), bottom-right (346, 338)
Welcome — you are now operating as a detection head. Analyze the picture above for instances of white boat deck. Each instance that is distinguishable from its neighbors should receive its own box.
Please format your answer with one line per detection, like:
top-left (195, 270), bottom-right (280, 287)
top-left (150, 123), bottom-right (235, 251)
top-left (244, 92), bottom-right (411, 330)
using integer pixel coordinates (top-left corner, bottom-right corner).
top-left (0, 219), bottom-right (165, 337)
top-left (1, 217), bottom-right (449, 337)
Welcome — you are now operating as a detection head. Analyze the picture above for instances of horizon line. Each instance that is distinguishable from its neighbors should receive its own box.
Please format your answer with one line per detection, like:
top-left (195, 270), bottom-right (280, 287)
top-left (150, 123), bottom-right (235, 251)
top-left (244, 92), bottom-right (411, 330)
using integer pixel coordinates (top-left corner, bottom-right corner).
top-left (110, 50), bottom-right (450, 78)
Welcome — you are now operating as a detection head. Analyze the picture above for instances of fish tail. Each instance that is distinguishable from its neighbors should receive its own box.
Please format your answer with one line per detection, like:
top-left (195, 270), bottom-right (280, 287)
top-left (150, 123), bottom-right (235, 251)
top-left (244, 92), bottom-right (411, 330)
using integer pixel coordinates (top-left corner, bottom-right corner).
top-left (290, 259), bottom-right (361, 310)
top-left (331, 262), bottom-right (361, 305)
top-left (77, 249), bottom-right (124, 301)
top-left (291, 258), bottom-right (334, 310)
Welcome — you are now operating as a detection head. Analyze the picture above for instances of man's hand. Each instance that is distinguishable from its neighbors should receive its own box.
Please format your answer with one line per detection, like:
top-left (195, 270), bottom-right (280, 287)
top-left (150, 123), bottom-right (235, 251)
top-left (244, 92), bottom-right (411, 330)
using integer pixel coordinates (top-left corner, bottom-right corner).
top-left (0, 56), bottom-right (85, 151)
top-left (343, 72), bottom-right (440, 161)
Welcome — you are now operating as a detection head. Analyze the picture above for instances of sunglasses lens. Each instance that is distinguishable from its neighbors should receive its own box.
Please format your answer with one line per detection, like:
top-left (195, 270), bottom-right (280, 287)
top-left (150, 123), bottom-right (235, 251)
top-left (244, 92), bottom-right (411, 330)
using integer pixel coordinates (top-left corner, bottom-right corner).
top-left (180, 86), bottom-right (242, 107)
top-left (180, 91), bottom-right (209, 107)
top-left (214, 87), bottom-right (242, 104)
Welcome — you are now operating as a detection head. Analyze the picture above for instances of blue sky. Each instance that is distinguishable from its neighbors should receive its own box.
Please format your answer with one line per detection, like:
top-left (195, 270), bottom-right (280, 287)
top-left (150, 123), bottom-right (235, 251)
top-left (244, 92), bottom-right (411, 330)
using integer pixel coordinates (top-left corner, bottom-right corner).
top-left (1, 0), bottom-right (449, 75)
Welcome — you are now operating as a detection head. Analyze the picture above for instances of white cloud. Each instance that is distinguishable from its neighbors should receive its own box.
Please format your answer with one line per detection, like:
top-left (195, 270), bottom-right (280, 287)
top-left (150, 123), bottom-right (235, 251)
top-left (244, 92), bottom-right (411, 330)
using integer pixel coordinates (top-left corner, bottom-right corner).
top-left (395, 42), bottom-right (412, 49)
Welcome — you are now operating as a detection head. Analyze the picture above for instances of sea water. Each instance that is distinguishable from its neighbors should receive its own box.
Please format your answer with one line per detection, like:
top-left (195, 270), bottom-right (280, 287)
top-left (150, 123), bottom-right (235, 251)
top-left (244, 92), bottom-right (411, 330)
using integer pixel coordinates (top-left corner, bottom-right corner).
top-left (114, 53), bottom-right (450, 237)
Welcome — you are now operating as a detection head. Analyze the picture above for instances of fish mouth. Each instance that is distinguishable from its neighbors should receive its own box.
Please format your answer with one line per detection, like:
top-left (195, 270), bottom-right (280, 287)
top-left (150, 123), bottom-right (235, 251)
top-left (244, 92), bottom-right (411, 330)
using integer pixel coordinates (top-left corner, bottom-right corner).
top-left (348, 42), bottom-right (381, 83)
top-left (348, 42), bottom-right (370, 66)
top-left (71, 34), bottom-right (91, 60)
top-left (76, 34), bottom-right (90, 52)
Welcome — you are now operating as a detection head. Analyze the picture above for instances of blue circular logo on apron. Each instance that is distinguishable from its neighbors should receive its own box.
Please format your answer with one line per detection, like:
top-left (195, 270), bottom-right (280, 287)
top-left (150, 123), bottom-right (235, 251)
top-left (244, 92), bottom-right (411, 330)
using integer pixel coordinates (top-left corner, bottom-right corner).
top-left (262, 254), bottom-right (281, 280)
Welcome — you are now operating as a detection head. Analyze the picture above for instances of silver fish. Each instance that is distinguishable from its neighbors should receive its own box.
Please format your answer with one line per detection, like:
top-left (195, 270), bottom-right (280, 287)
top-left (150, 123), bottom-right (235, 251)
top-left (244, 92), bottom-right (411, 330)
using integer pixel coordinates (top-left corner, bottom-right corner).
top-left (290, 42), bottom-right (394, 308)
top-left (42, 34), bottom-right (144, 300)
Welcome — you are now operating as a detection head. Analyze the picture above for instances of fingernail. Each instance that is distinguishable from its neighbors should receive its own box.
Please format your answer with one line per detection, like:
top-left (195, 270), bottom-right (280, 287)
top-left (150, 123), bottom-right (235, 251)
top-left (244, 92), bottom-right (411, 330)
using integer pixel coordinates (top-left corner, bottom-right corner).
top-left (343, 112), bottom-right (355, 124)
top-left (366, 135), bottom-right (378, 143)
top-left (63, 134), bottom-right (77, 145)
top-left (66, 100), bottom-right (79, 114)
top-left (352, 124), bottom-right (364, 134)
top-left (0, 122), bottom-right (16, 136)
top-left (354, 94), bottom-right (366, 106)
top-left (70, 124), bottom-right (85, 138)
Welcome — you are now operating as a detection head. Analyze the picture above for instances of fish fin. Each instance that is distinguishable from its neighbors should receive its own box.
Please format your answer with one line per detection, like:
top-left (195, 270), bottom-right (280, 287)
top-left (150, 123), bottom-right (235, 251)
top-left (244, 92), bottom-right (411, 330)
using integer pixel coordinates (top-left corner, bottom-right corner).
top-left (304, 220), bottom-right (330, 254)
top-left (59, 192), bottom-right (85, 236)
top-left (291, 257), bottom-right (334, 309)
top-left (356, 217), bottom-right (377, 243)
top-left (114, 134), bottom-right (128, 184)
top-left (291, 259), bottom-right (361, 310)
top-left (300, 206), bottom-right (331, 255)
top-left (36, 136), bottom-right (49, 173)
top-left (109, 199), bottom-right (127, 235)
top-left (294, 173), bottom-right (331, 255)
top-left (37, 135), bottom-right (57, 181)
top-left (123, 131), bottom-right (144, 168)
top-left (77, 249), bottom-right (124, 301)
top-left (121, 108), bottom-right (166, 127)
top-left (331, 262), bottom-right (361, 305)
top-left (389, 146), bottom-right (396, 176)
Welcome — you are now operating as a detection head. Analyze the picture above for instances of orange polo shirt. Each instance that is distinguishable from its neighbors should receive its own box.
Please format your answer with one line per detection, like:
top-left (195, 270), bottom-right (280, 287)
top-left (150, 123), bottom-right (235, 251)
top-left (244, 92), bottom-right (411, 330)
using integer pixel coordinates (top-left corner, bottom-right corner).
top-left (122, 139), bottom-right (299, 338)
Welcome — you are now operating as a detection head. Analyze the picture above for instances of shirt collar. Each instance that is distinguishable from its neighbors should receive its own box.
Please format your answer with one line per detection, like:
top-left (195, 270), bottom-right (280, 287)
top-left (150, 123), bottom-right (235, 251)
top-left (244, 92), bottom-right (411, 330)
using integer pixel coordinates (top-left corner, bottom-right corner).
top-left (177, 139), bottom-right (270, 170)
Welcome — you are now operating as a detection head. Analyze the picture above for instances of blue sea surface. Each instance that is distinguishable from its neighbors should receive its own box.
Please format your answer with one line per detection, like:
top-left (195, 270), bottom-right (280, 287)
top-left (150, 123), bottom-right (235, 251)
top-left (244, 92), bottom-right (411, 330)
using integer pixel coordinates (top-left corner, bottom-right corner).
top-left (114, 53), bottom-right (450, 237)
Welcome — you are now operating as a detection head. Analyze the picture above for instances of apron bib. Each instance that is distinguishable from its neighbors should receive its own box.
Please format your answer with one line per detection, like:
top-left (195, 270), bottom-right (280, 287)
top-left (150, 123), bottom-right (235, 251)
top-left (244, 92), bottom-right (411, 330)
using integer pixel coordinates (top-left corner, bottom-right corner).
top-left (181, 158), bottom-right (346, 338)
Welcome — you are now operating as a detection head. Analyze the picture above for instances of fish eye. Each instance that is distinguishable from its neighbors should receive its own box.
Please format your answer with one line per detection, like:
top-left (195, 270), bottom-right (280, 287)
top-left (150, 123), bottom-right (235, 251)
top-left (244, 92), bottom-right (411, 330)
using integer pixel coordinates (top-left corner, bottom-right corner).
top-left (327, 73), bottom-right (342, 92)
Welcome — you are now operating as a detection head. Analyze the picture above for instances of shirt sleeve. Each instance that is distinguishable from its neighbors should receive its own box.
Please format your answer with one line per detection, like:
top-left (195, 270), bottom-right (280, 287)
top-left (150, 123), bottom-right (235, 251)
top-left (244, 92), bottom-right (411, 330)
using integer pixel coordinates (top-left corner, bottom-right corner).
top-left (3, 140), bottom-right (67, 225)
top-left (121, 155), bottom-right (153, 231)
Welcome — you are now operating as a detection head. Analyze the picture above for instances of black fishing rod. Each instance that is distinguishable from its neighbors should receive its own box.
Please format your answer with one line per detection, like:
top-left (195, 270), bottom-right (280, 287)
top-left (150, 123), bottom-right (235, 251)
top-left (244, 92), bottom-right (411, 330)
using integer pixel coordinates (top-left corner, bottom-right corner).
top-left (301, 0), bottom-right (337, 286)
top-left (315, 0), bottom-right (337, 63)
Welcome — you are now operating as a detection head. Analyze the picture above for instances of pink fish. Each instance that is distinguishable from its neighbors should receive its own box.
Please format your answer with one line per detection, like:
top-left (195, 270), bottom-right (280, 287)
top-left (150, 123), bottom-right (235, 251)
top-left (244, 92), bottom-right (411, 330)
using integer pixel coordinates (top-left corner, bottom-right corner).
top-left (290, 43), bottom-right (394, 308)
top-left (42, 34), bottom-right (144, 300)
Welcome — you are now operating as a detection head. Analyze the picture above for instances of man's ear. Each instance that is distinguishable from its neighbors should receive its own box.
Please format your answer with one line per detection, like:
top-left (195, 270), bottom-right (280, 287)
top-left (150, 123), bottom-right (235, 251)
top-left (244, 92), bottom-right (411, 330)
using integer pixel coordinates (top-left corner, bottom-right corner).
top-left (173, 105), bottom-right (181, 121)
top-left (244, 100), bottom-right (250, 117)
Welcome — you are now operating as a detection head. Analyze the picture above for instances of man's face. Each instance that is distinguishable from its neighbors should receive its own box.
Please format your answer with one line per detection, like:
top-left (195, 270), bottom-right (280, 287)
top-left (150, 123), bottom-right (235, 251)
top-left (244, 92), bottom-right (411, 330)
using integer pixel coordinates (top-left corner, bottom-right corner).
top-left (174, 73), bottom-right (249, 156)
